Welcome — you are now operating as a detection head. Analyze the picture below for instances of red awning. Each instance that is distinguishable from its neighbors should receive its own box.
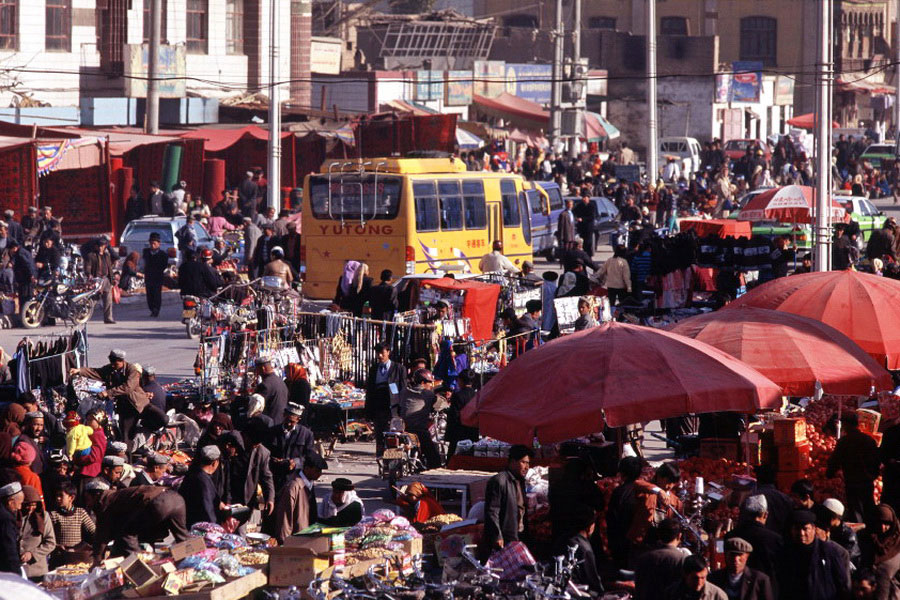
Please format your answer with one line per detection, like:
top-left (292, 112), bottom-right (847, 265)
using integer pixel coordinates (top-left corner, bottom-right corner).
top-left (421, 277), bottom-right (501, 342)
top-left (472, 93), bottom-right (549, 128)
top-left (786, 112), bottom-right (840, 130)
top-left (179, 125), bottom-right (291, 152)
top-left (679, 218), bottom-right (752, 239)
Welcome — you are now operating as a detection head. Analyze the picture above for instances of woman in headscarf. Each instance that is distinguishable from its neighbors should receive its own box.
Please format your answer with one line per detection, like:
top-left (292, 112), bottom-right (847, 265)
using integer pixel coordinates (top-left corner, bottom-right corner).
top-left (18, 484), bottom-right (55, 579)
top-left (0, 432), bottom-right (18, 486)
top-left (197, 412), bottom-right (233, 450)
top-left (11, 440), bottom-right (43, 499)
top-left (860, 504), bottom-right (900, 599)
top-left (333, 260), bottom-right (361, 310)
top-left (2, 402), bottom-right (25, 437)
top-left (285, 363), bottom-right (311, 407)
top-left (395, 481), bottom-right (445, 524)
top-left (118, 251), bottom-right (141, 291)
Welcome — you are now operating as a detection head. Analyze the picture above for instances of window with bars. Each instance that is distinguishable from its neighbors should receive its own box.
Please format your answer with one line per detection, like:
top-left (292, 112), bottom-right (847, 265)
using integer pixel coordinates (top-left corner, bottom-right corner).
top-left (46, 0), bottom-right (70, 51)
top-left (659, 16), bottom-right (687, 35)
top-left (226, 0), bottom-right (244, 54)
top-left (142, 0), bottom-right (168, 43)
top-left (186, 0), bottom-right (207, 54)
top-left (0, 0), bottom-right (16, 50)
top-left (740, 16), bottom-right (777, 66)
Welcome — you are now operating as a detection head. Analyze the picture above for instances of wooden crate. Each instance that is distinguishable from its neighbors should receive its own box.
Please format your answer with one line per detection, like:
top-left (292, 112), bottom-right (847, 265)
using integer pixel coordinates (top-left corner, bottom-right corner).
top-left (774, 418), bottom-right (807, 445)
top-left (138, 569), bottom-right (267, 600)
top-left (777, 442), bottom-right (811, 471)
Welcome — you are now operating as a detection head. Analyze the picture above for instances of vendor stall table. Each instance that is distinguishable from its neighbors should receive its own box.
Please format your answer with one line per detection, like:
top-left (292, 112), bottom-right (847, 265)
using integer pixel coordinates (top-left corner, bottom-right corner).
top-left (397, 468), bottom-right (494, 519)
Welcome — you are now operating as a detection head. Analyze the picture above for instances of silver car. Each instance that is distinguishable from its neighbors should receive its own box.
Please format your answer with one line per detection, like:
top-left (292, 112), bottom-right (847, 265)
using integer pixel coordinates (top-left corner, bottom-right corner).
top-left (119, 215), bottom-right (214, 263)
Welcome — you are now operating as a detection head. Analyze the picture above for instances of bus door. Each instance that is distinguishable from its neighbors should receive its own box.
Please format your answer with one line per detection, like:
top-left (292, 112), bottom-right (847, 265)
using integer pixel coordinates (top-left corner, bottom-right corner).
top-left (499, 179), bottom-right (529, 262)
top-left (486, 200), bottom-right (502, 246)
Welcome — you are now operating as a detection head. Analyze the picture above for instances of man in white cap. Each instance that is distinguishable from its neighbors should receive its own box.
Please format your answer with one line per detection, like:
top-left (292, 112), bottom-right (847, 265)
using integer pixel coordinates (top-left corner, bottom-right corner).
top-left (100, 455), bottom-right (126, 490)
top-left (131, 453), bottom-right (170, 487)
top-left (255, 356), bottom-right (288, 424)
top-left (820, 498), bottom-right (860, 566)
top-left (263, 246), bottom-right (293, 286)
top-left (70, 349), bottom-right (147, 450)
top-left (267, 402), bottom-right (315, 489)
top-left (179, 445), bottom-right (223, 527)
top-left (0, 481), bottom-right (24, 573)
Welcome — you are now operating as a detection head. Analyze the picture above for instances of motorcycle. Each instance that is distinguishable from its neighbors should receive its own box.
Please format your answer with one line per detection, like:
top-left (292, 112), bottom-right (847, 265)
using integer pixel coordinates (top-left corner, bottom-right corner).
top-left (181, 295), bottom-right (205, 339)
top-left (20, 276), bottom-right (102, 329)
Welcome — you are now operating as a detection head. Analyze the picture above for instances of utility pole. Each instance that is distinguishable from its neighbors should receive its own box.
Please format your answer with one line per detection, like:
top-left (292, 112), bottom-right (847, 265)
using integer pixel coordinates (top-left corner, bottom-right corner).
top-left (267, 0), bottom-right (282, 211)
top-left (646, 0), bottom-right (658, 183)
top-left (568, 0), bottom-right (582, 158)
top-left (815, 0), bottom-right (833, 271)
top-left (895, 0), bottom-right (900, 144)
top-left (549, 0), bottom-right (564, 153)
top-left (145, 0), bottom-right (161, 134)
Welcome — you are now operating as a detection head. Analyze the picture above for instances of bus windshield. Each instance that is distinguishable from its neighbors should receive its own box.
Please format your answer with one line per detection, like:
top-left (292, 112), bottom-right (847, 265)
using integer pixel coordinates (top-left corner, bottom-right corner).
top-left (309, 175), bottom-right (402, 220)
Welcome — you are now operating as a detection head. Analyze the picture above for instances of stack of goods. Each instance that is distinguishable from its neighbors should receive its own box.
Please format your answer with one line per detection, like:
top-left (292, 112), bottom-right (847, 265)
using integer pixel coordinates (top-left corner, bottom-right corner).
top-left (418, 513), bottom-right (463, 534)
top-left (471, 438), bottom-right (510, 458)
top-left (310, 381), bottom-right (365, 407)
top-left (164, 379), bottom-right (201, 409)
top-left (343, 509), bottom-right (424, 565)
top-left (772, 417), bottom-right (811, 492)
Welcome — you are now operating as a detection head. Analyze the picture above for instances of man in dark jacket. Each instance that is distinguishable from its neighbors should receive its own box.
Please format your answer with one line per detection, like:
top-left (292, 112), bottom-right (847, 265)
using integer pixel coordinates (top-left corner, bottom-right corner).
top-left (267, 403), bottom-right (315, 490)
top-left (777, 510), bottom-right (850, 600)
top-left (254, 357), bottom-right (288, 424)
top-left (832, 224), bottom-right (853, 271)
top-left (0, 481), bottom-right (23, 574)
top-left (238, 171), bottom-right (259, 219)
top-left (83, 236), bottom-right (116, 323)
top-left (365, 343), bottom-right (406, 456)
top-left (179, 445), bottom-right (222, 526)
top-left (607, 456), bottom-right (643, 568)
top-left (752, 464), bottom-right (793, 535)
top-left (368, 270), bottom-right (398, 321)
top-left (220, 428), bottom-right (275, 517)
top-left (664, 554), bottom-right (727, 600)
top-left (572, 193), bottom-right (596, 255)
top-left (557, 199), bottom-right (576, 250)
top-left (178, 249), bottom-right (224, 298)
top-left (131, 453), bottom-right (169, 487)
top-left (726, 495), bottom-right (783, 585)
top-left (8, 240), bottom-right (36, 309)
top-left (141, 232), bottom-right (169, 317)
top-left (709, 537), bottom-right (775, 600)
top-left (141, 366), bottom-right (167, 413)
top-left (484, 445), bottom-right (532, 553)
top-left (250, 224), bottom-right (276, 280)
top-left (555, 504), bottom-right (604, 595)
top-left (634, 518), bottom-right (686, 600)
top-left (3, 210), bottom-right (23, 245)
top-left (826, 412), bottom-right (880, 523)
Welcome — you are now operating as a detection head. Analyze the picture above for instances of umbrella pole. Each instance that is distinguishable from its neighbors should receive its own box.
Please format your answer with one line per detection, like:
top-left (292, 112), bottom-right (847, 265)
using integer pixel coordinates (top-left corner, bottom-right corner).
top-left (836, 397), bottom-right (842, 440)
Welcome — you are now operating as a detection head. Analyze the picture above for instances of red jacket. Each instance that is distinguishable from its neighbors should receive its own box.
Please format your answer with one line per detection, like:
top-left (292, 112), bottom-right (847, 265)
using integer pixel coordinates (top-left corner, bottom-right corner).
top-left (75, 427), bottom-right (106, 478)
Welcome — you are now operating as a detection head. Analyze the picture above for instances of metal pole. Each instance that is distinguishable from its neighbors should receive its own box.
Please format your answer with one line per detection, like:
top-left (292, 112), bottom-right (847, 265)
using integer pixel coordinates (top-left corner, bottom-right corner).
top-left (549, 0), bottom-right (563, 152)
top-left (568, 0), bottom-right (581, 159)
top-left (815, 0), bottom-right (832, 272)
top-left (895, 0), bottom-right (900, 142)
top-left (268, 0), bottom-right (282, 211)
top-left (646, 0), bottom-right (659, 184)
top-left (145, 0), bottom-right (161, 134)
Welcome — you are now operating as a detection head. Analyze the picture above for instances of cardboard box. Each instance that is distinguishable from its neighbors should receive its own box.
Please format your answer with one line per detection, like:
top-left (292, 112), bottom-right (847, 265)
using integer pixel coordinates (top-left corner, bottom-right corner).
top-left (777, 442), bottom-right (811, 471)
top-left (865, 431), bottom-right (884, 447)
top-left (268, 547), bottom-right (330, 587)
top-left (774, 418), bottom-right (807, 445)
top-left (775, 470), bottom-right (804, 493)
top-left (858, 409), bottom-right (881, 435)
top-left (170, 537), bottom-right (207, 561)
top-left (398, 537), bottom-right (423, 556)
top-left (699, 438), bottom-right (740, 461)
top-left (284, 532), bottom-right (345, 553)
top-left (137, 569), bottom-right (267, 600)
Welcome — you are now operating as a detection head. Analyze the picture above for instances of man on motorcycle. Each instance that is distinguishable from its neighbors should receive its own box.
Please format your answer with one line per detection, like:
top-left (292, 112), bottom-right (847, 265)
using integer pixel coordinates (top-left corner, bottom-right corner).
top-left (178, 249), bottom-right (223, 299)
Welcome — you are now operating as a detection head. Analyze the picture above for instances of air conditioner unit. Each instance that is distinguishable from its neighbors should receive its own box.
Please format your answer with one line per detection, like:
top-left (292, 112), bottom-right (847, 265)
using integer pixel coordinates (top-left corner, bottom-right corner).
top-left (561, 109), bottom-right (584, 136)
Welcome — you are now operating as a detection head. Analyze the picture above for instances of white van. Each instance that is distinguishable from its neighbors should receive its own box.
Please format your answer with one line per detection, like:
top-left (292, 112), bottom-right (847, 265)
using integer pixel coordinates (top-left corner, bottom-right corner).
top-left (659, 137), bottom-right (702, 175)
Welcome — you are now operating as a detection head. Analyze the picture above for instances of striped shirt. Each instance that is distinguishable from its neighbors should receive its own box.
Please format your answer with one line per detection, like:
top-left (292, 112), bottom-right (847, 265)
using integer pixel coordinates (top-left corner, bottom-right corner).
top-left (50, 508), bottom-right (95, 549)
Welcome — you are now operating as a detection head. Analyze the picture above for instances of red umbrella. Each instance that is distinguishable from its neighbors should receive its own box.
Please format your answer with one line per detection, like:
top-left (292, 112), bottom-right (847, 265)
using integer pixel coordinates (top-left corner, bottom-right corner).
top-left (460, 321), bottom-right (782, 444)
top-left (728, 270), bottom-right (900, 369)
top-left (738, 185), bottom-right (847, 224)
top-left (669, 307), bottom-right (892, 396)
top-left (787, 112), bottom-right (840, 130)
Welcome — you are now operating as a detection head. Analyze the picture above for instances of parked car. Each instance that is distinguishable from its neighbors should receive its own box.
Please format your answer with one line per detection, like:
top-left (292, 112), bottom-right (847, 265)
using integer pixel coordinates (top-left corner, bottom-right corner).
top-left (723, 139), bottom-right (771, 162)
top-left (833, 191), bottom-right (887, 242)
top-left (560, 196), bottom-right (620, 250)
top-left (120, 215), bottom-right (214, 264)
top-left (860, 143), bottom-right (897, 169)
top-left (659, 137), bottom-right (702, 174)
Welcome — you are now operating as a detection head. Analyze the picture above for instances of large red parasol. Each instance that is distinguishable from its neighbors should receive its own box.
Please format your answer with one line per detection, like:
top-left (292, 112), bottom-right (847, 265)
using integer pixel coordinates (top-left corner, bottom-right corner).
top-left (738, 185), bottom-right (847, 224)
top-left (460, 321), bottom-right (783, 444)
top-left (728, 270), bottom-right (900, 369)
top-left (669, 307), bottom-right (892, 396)
top-left (786, 112), bottom-right (840, 130)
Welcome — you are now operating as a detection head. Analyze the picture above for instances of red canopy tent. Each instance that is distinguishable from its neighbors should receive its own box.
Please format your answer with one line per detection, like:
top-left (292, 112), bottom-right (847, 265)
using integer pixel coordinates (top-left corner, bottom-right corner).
top-left (421, 277), bottom-right (500, 342)
top-left (679, 218), bottom-right (752, 239)
top-left (786, 112), bottom-right (840, 130)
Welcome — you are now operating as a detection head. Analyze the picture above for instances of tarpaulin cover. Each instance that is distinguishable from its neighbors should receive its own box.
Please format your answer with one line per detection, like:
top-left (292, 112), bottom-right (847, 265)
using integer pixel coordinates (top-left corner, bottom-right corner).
top-left (728, 270), bottom-right (900, 370)
top-left (679, 218), bottom-right (752, 239)
top-left (39, 165), bottom-right (111, 239)
top-left (472, 93), bottom-right (549, 128)
top-left (422, 277), bottom-right (500, 342)
top-left (0, 143), bottom-right (37, 215)
top-left (669, 306), bottom-right (892, 396)
top-left (461, 321), bottom-right (782, 444)
top-left (739, 185), bottom-right (847, 224)
top-left (179, 125), bottom-right (291, 152)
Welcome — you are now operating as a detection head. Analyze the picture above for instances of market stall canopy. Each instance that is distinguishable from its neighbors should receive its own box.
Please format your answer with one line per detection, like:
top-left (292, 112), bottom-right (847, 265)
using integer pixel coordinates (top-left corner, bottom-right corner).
top-left (738, 185), bottom-right (847, 224)
top-left (679, 218), bottom-right (752, 239)
top-left (421, 277), bottom-right (501, 342)
top-left (456, 127), bottom-right (484, 150)
top-left (461, 321), bottom-right (782, 444)
top-left (668, 306), bottom-right (892, 396)
top-left (179, 125), bottom-right (292, 152)
top-left (786, 112), bottom-right (840, 130)
top-left (472, 93), bottom-right (549, 130)
top-left (728, 270), bottom-right (900, 369)
top-left (584, 111), bottom-right (620, 141)
top-left (836, 76), bottom-right (893, 95)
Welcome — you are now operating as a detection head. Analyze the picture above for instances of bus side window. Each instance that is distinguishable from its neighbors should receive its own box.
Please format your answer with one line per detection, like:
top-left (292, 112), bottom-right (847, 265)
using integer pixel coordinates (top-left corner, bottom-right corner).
top-left (438, 181), bottom-right (463, 231)
top-left (413, 181), bottom-right (439, 232)
top-left (549, 188), bottom-right (564, 211)
top-left (500, 180), bottom-right (520, 226)
top-left (462, 181), bottom-right (486, 229)
top-left (528, 189), bottom-right (544, 215)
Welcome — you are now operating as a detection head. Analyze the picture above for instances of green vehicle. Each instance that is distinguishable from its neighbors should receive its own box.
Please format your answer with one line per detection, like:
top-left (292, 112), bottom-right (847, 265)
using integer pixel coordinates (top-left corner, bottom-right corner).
top-left (832, 192), bottom-right (887, 241)
top-left (727, 188), bottom-right (812, 248)
top-left (859, 143), bottom-right (897, 169)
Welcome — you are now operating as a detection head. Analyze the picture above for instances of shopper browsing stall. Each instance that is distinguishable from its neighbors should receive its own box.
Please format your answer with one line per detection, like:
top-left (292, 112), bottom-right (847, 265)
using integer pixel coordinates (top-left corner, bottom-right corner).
top-left (320, 478), bottom-right (363, 527)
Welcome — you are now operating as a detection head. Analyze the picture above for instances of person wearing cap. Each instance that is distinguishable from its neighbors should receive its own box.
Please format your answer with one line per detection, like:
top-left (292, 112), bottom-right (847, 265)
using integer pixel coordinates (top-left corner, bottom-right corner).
top-left (7, 238), bottom-right (35, 308)
top-left (269, 452), bottom-right (327, 543)
top-left (267, 402), bottom-right (314, 490)
top-left (401, 368), bottom-right (442, 469)
top-left (83, 235), bottom-right (116, 323)
top-left (87, 480), bottom-right (189, 561)
top-left (263, 245), bottom-right (294, 286)
top-left (3, 209), bottom-right (23, 246)
top-left (819, 498), bottom-right (861, 567)
top-left (70, 350), bottom-right (146, 450)
top-left (0, 481), bottom-right (24, 573)
top-left (778, 509), bottom-right (850, 600)
top-left (99, 455), bottom-right (126, 490)
top-left (179, 445), bottom-right (223, 526)
top-left (827, 412), bottom-right (881, 523)
top-left (519, 260), bottom-right (541, 285)
top-left (320, 478), bottom-right (363, 527)
top-left (18, 484), bottom-right (56, 577)
top-left (174, 214), bottom-right (199, 260)
top-left (140, 366), bottom-right (166, 413)
top-left (131, 453), bottom-right (169, 487)
top-left (709, 537), bottom-right (774, 600)
top-left (250, 222), bottom-right (277, 280)
top-left (254, 356), bottom-right (288, 424)
top-left (141, 231), bottom-right (169, 317)
top-left (726, 494), bottom-right (783, 585)
top-left (177, 247), bottom-right (224, 298)
top-left (20, 409), bottom-right (47, 476)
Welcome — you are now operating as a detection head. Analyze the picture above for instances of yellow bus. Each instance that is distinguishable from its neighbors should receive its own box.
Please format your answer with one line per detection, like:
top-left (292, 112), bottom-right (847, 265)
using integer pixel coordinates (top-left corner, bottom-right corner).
top-left (300, 156), bottom-right (536, 299)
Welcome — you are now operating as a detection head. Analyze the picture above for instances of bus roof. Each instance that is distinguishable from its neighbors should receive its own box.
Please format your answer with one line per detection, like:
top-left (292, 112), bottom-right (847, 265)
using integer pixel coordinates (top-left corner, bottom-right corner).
top-left (318, 157), bottom-right (467, 175)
